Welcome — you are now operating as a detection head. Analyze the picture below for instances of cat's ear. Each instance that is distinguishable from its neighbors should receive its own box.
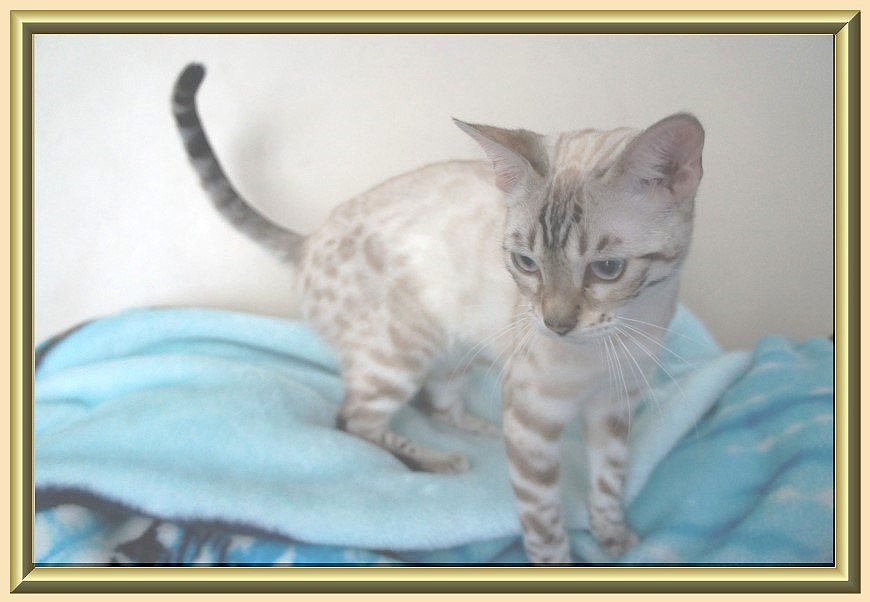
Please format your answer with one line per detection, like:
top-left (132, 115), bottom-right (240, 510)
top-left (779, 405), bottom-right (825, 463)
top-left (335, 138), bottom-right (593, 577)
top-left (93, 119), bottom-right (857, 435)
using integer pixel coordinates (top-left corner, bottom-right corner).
top-left (618, 113), bottom-right (705, 203)
top-left (453, 119), bottom-right (548, 194)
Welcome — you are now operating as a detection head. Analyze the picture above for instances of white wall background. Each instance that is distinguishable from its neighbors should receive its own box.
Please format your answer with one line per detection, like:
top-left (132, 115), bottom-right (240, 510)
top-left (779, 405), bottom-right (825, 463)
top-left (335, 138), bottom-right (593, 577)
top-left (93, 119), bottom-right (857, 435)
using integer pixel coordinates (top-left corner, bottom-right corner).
top-left (34, 34), bottom-right (834, 349)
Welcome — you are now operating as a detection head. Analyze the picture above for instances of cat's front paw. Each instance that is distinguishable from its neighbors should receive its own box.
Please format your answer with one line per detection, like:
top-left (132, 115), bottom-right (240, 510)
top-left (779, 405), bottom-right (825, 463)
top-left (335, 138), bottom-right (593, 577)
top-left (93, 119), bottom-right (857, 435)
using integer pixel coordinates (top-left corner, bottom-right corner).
top-left (524, 537), bottom-right (573, 565)
top-left (596, 527), bottom-right (639, 558)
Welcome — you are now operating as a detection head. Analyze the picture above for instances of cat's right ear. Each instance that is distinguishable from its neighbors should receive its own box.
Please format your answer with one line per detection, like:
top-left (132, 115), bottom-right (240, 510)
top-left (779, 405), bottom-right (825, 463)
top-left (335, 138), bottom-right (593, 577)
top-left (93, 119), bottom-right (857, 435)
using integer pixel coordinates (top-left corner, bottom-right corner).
top-left (453, 119), bottom-right (548, 195)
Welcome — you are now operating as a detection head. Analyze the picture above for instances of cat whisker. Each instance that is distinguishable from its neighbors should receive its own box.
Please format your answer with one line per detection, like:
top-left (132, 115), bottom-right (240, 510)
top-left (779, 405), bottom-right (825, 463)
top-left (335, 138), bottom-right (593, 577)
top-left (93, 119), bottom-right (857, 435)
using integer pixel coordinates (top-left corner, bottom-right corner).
top-left (485, 314), bottom-right (535, 418)
top-left (617, 320), bottom-right (697, 370)
top-left (613, 329), bottom-right (663, 421)
top-left (595, 337), bottom-right (611, 401)
top-left (451, 307), bottom-right (533, 379)
top-left (618, 316), bottom-right (720, 354)
top-left (505, 316), bottom-right (535, 375)
top-left (615, 325), bottom-right (700, 445)
top-left (479, 310), bottom-right (531, 383)
top-left (600, 337), bottom-right (617, 410)
top-left (598, 336), bottom-right (623, 432)
top-left (615, 326), bottom-right (684, 401)
top-left (604, 334), bottom-right (632, 434)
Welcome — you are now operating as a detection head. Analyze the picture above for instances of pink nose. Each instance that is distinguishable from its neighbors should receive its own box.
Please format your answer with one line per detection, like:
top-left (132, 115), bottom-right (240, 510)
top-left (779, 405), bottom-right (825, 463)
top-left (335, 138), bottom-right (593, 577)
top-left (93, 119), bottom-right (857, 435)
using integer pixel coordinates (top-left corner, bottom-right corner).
top-left (543, 316), bottom-right (576, 336)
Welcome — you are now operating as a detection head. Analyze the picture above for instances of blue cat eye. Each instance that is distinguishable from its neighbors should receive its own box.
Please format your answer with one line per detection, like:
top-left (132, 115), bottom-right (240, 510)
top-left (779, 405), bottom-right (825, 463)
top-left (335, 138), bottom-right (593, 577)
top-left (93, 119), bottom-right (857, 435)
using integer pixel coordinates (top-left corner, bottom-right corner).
top-left (511, 252), bottom-right (539, 274)
top-left (589, 259), bottom-right (625, 281)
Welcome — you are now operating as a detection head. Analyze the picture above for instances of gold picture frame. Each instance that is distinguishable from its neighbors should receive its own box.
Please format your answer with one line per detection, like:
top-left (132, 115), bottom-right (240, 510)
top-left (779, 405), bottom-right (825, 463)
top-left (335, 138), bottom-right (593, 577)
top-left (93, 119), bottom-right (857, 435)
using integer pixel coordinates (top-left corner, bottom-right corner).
top-left (10, 9), bottom-right (858, 594)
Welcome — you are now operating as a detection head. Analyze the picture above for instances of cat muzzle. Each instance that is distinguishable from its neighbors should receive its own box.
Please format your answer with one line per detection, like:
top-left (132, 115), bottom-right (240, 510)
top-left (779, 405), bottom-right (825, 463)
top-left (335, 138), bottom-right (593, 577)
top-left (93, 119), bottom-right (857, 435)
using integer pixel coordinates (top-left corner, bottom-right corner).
top-left (542, 315), bottom-right (578, 336)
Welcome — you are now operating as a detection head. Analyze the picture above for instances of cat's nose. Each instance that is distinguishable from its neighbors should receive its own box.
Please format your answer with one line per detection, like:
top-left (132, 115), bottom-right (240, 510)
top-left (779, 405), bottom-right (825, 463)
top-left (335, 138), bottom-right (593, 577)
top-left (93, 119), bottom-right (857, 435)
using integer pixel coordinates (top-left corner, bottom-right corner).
top-left (543, 316), bottom-right (576, 336)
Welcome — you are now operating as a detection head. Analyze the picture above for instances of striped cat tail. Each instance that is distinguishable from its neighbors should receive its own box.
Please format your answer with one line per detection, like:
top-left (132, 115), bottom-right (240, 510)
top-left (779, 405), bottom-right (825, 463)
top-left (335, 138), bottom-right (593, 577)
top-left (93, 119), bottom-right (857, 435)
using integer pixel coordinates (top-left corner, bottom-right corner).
top-left (172, 63), bottom-right (304, 262)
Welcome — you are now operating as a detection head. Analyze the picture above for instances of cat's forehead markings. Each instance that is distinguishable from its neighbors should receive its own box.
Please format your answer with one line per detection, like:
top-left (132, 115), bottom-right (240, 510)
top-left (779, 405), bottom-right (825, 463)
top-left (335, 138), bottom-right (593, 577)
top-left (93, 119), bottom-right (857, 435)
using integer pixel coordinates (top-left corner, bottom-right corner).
top-left (555, 129), bottom-right (609, 171)
top-left (555, 128), bottom-right (637, 189)
top-left (571, 200), bottom-right (584, 225)
top-left (537, 168), bottom-right (586, 252)
top-left (538, 195), bottom-right (574, 251)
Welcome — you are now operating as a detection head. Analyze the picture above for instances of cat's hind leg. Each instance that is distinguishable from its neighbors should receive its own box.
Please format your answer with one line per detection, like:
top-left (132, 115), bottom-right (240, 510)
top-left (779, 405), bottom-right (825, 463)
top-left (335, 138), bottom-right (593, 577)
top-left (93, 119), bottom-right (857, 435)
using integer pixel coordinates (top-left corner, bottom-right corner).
top-left (336, 354), bottom-right (471, 475)
top-left (418, 369), bottom-right (501, 437)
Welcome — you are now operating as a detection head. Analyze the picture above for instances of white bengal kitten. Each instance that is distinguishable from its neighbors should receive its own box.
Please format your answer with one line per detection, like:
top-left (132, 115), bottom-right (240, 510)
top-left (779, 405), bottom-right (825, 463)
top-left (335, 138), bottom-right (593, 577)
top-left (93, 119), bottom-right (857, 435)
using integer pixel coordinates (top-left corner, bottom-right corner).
top-left (172, 64), bottom-right (704, 564)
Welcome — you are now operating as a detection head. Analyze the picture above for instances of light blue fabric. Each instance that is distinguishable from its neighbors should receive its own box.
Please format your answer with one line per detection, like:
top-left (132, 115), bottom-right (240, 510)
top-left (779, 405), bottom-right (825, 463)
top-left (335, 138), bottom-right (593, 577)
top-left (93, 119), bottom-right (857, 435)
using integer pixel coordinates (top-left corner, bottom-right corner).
top-left (34, 306), bottom-right (833, 564)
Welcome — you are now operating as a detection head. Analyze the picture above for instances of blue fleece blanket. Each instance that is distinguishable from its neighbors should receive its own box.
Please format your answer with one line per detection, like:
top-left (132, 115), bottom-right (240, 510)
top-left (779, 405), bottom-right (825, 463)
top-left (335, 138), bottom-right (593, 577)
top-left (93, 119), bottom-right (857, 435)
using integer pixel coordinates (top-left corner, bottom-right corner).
top-left (34, 306), bottom-right (833, 565)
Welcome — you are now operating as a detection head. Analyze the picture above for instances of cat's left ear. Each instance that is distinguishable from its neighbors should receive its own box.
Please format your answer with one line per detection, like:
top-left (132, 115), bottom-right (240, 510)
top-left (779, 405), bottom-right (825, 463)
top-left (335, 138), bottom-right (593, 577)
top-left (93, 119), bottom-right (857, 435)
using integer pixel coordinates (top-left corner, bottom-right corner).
top-left (618, 113), bottom-right (705, 204)
top-left (453, 119), bottom-right (548, 195)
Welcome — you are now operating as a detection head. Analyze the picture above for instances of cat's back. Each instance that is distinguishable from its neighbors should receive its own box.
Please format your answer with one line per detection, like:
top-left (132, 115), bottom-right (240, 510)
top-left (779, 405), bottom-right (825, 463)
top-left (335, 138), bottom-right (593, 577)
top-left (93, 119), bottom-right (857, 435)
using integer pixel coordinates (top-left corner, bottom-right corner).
top-left (323, 159), bottom-right (500, 229)
top-left (298, 159), bottom-right (516, 349)
top-left (302, 159), bottom-right (504, 265)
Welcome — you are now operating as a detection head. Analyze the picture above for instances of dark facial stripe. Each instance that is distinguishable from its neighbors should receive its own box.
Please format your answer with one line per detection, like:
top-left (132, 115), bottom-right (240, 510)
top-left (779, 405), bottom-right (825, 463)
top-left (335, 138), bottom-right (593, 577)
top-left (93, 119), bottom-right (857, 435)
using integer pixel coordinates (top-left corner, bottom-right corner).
top-left (629, 273), bottom-right (671, 300)
top-left (511, 230), bottom-right (524, 248)
top-left (538, 205), bottom-right (551, 249)
top-left (571, 201), bottom-right (583, 225)
top-left (639, 251), bottom-right (678, 264)
top-left (596, 235), bottom-right (612, 252)
top-left (620, 264), bottom-right (650, 296)
top-left (621, 250), bottom-right (682, 298)
top-left (526, 226), bottom-right (537, 250)
top-left (644, 275), bottom-right (670, 289)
